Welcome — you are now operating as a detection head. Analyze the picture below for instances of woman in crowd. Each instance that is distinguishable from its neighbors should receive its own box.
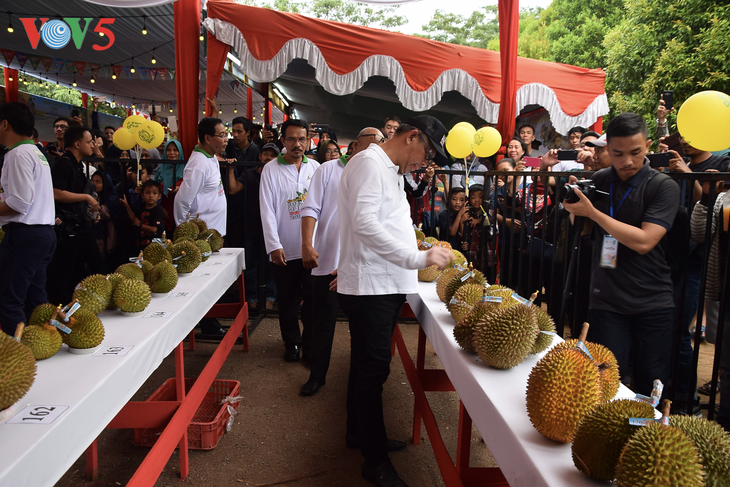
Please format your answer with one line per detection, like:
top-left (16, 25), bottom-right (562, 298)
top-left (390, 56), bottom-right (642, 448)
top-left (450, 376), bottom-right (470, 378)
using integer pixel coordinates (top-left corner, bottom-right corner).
top-left (156, 139), bottom-right (186, 233)
top-left (316, 139), bottom-right (341, 163)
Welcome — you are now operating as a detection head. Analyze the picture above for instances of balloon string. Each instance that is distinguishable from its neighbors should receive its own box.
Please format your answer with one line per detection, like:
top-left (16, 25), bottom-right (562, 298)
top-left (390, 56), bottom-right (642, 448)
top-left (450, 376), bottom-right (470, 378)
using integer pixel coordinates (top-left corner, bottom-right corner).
top-left (464, 157), bottom-right (470, 197)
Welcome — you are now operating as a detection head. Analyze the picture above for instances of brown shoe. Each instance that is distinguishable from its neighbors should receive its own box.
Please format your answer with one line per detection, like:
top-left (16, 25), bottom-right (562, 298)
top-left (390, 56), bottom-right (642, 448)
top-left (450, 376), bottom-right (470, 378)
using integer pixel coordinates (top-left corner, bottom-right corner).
top-left (265, 300), bottom-right (274, 309)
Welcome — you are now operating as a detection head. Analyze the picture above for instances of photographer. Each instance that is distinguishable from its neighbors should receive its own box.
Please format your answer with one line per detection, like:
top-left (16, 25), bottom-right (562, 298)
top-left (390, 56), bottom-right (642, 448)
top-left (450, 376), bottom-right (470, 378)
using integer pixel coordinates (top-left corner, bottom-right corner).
top-left (563, 113), bottom-right (679, 398)
top-left (47, 124), bottom-right (105, 305)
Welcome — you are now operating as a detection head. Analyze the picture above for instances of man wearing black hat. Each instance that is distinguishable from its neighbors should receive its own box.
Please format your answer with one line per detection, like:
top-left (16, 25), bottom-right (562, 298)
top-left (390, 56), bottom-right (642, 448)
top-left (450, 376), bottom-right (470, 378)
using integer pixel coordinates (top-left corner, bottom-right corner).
top-left (337, 115), bottom-right (453, 487)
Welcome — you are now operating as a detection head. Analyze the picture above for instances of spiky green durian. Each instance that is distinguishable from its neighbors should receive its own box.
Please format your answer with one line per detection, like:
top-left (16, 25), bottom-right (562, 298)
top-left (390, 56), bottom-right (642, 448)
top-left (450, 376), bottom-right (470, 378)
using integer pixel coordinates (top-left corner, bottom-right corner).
top-left (73, 274), bottom-right (112, 315)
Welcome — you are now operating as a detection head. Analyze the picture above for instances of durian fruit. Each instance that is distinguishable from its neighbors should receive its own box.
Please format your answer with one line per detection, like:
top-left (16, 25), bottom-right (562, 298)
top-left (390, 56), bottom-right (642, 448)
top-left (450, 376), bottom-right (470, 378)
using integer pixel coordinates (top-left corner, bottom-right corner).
top-left (670, 415), bottom-right (730, 487)
top-left (195, 239), bottom-right (212, 262)
top-left (174, 220), bottom-right (200, 242)
top-left (442, 268), bottom-right (487, 304)
top-left (28, 303), bottom-right (59, 326)
top-left (436, 268), bottom-right (460, 301)
top-left (114, 279), bottom-right (152, 313)
top-left (0, 326), bottom-right (37, 411)
top-left (21, 324), bottom-right (63, 360)
top-left (0, 227), bottom-right (4, 243)
top-left (424, 236), bottom-right (438, 245)
top-left (473, 304), bottom-right (539, 369)
top-left (418, 264), bottom-right (441, 282)
top-left (485, 286), bottom-right (519, 308)
top-left (146, 261), bottom-right (179, 294)
top-left (530, 306), bottom-right (556, 355)
top-left (616, 409), bottom-right (704, 487)
top-left (106, 274), bottom-right (125, 310)
top-left (199, 228), bottom-right (224, 252)
top-left (143, 241), bottom-right (172, 266)
top-left (453, 301), bottom-right (500, 353)
top-left (447, 284), bottom-right (485, 322)
top-left (170, 240), bottom-right (203, 273)
top-left (554, 339), bottom-right (620, 403)
top-left (63, 309), bottom-right (105, 349)
top-left (450, 249), bottom-right (467, 267)
top-left (140, 260), bottom-right (154, 276)
top-left (414, 228), bottom-right (426, 241)
top-left (116, 263), bottom-right (144, 281)
top-left (192, 214), bottom-right (208, 234)
top-left (73, 274), bottom-right (112, 315)
top-left (526, 324), bottom-right (604, 442)
top-left (572, 399), bottom-right (656, 482)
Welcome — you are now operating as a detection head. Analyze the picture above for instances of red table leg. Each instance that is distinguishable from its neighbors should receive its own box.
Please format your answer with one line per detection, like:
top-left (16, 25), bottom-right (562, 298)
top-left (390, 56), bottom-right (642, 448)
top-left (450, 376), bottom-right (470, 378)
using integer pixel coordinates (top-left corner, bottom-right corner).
top-left (456, 401), bottom-right (472, 474)
top-left (85, 439), bottom-right (98, 481)
top-left (174, 342), bottom-right (189, 480)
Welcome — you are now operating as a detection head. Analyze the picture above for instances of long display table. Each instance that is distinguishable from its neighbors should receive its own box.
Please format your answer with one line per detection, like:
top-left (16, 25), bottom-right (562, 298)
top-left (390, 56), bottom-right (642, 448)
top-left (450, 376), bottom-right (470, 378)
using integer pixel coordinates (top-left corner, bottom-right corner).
top-left (397, 281), bottom-right (641, 487)
top-left (0, 248), bottom-right (247, 487)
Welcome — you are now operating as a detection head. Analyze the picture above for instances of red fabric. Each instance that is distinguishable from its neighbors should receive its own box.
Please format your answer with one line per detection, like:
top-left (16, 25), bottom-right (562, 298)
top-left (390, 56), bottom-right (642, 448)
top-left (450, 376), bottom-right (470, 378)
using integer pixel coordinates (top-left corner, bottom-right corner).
top-left (497, 0), bottom-right (519, 145)
top-left (205, 2), bottom-right (606, 117)
top-left (592, 117), bottom-right (603, 134)
top-left (246, 87), bottom-right (253, 120)
top-left (4, 68), bottom-right (18, 103)
top-left (82, 92), bottom-right (88, 108)
top-left (205, 32), bottom-right (229, 117)
top-left (174, 0), bottom-right (201, 157)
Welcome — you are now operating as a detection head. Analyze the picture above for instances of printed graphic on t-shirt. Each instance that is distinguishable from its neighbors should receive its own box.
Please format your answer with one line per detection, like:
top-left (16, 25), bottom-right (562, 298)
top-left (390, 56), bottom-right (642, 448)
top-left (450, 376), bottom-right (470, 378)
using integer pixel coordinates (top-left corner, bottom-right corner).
top-left (218, 179), bottom-right (224, 197)
top-left (287, 188), bottom-right (308, 220)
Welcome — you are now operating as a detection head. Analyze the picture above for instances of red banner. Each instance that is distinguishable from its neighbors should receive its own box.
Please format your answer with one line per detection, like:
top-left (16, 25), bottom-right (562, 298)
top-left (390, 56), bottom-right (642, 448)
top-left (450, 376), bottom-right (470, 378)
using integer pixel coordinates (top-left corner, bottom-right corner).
top-left (41, 56), bottom-right (53, 72)
top-left (1, 49), bottom-right (16, 66)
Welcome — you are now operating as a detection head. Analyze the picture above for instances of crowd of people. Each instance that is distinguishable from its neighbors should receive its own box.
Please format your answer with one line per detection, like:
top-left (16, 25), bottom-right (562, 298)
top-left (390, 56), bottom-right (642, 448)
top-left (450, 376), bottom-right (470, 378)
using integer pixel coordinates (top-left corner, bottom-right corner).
top-left (1, 92), bottom-right (729, 487)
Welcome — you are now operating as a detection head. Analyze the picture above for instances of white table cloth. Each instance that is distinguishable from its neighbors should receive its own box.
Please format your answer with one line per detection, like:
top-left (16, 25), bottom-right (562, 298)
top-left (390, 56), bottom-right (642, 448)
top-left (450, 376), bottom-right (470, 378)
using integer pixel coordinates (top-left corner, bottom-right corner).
top-left (0, 249), bottom-right (244, 487)
top-left (407, 281), bottom-right (644, 487)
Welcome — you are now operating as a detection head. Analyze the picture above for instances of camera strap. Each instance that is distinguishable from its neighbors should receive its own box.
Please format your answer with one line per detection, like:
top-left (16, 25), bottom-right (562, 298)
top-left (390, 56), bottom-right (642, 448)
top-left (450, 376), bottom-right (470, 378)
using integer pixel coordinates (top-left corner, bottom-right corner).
top-left (609, 183), bottom-right (633, 218)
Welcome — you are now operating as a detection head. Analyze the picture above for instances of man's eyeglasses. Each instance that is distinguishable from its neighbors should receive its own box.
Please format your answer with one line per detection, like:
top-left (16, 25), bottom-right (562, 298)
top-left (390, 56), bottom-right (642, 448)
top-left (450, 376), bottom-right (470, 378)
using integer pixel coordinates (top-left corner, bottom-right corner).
top-left (212, 133), bottom-right (227, 139)
top-left (285, 137), bottom-right (308, 145)
top-left (54, 124), bottom-right (68, 130)
top-left (418, 132), bottom-right (435, 161)
top-left (358, 133), bottom-right (385, 144)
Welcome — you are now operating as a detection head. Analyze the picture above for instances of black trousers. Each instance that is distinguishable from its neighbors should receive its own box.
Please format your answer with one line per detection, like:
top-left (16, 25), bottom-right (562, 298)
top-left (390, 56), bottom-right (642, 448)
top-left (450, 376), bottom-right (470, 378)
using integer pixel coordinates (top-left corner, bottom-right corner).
top-left (46, 227), bottom-right (105, 306)
top-left (0, 224), bottom-right (56, 336)
top-left (307, 274), bottom-right (340, 383)
top-left (339, 293), bottom-right (405, 467)
top-left (271, 258), bottom-right (313, 350)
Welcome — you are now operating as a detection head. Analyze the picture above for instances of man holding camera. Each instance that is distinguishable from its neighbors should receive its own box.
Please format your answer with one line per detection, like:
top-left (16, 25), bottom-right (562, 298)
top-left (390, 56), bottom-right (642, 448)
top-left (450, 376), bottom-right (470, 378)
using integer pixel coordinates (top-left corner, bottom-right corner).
top-left (563, 112), bottom-right (679, 398)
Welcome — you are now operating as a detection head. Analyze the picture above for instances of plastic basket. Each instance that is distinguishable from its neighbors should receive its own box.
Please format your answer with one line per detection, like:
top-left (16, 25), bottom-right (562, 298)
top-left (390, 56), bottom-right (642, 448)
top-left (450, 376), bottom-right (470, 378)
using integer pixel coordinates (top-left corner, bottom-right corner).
top-left (133, 378), bottom-right (240, 450)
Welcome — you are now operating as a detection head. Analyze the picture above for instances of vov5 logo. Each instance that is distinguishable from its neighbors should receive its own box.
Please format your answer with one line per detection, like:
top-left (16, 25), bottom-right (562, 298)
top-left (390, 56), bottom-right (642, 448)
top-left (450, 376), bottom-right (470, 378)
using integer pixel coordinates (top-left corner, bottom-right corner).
top-left (20, 18), bottom-right (116, 51)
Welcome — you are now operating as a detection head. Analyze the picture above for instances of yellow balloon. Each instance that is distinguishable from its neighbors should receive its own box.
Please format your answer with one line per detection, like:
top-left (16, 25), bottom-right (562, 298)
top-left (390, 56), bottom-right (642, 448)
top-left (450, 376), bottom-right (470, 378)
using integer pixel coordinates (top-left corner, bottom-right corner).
top-left (445, 126), bottom-right (474, 159)
top-left (677, 91), bottom-right (730, 151)
top-left (473, 126), bottom-right (502, 157)
top-left (113, 128), bottom-right (136, 151)
top-left (123, 114), bottom-right (147, 137)
top-left (452, 121), bottom-right (476, 136)
top-left (136, 121), bottom-right (166, 150)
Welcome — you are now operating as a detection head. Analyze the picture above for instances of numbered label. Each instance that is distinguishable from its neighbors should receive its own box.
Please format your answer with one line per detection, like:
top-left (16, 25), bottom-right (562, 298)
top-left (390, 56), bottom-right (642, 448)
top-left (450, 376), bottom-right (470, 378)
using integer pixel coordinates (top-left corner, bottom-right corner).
top-left (7, 405), bottom-right (69, 424)
top-left (169, 291), bottom-right (195, 298)
top-left (142, 311), bottom-right (174, 319)
top-left (92, 346), bottom-right (134, 357)
top-left (193, 272), bottom-right (215, 278)
top-left (222, 252), bottom-right (234, 256)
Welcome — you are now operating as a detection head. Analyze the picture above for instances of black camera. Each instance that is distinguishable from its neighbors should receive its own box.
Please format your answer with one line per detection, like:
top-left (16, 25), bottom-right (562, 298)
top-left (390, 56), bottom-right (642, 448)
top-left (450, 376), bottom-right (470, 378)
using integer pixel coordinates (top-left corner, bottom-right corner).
top-left (561, 180), bottom-right (595, 204)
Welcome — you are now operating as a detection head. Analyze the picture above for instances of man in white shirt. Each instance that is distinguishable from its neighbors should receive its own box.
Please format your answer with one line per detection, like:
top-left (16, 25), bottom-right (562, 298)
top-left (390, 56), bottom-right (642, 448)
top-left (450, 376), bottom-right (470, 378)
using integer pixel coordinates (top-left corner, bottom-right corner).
top-left (173, 117), bottom-right (228, 235)
top-left (338, 116), bottom-right (453, 487)
top-left (0, 103), bottom-right (56, 336)
top-left (299, 127), bottom-right (385, 397)
top-left (260, 119), bottom-right (320, 362)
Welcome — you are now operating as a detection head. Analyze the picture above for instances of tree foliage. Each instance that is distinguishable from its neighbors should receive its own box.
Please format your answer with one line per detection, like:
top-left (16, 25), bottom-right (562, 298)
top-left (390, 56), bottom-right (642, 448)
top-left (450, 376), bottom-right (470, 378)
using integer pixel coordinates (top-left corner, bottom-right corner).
top-left (251, 0), bottom-right (407, 29)
top-left (419, 6), bottom-right (499, 49)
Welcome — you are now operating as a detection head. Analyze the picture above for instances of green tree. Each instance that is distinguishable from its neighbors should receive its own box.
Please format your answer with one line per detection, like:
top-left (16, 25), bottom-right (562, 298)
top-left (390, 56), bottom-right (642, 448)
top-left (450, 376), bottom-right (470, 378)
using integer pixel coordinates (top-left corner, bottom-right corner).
top-left (419, 6), bottom-right (499, 49)
top-left (252, 0), bottom-right (406, 29)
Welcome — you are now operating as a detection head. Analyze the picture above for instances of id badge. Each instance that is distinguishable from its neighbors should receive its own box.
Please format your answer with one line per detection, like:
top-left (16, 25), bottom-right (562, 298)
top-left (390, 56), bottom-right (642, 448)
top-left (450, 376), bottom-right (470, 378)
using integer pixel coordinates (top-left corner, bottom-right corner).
top-left (600, 235), bottom-right (618, 269)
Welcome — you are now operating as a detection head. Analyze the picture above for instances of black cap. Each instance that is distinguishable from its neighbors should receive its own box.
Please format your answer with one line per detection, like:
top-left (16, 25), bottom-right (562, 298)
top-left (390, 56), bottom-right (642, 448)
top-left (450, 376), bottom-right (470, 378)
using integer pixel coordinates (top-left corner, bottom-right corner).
top-left (405, 115), bottom-right (449, 166)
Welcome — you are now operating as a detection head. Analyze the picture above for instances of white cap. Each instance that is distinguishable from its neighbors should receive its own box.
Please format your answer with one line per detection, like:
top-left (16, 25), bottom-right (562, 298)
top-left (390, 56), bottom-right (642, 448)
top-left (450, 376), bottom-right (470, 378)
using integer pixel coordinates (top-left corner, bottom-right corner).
top-left (585, 134), bottom-right (607, 148)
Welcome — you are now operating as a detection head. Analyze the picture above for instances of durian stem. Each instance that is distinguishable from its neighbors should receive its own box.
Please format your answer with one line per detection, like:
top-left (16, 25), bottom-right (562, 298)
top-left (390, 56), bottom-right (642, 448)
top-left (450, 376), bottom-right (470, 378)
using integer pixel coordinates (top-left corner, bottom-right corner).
top-left (196, 212), bottom-right (200, 219)
top-left (596, 362), bottom-right (611, 371)
top-left (661, 399), bottom-right (671, 418)
top-left (578, 322), bottom-right (590, 343)
top-left (14, 323), bottom-right (25, 340)
top-left (529, 290), bottom-right (539, 304)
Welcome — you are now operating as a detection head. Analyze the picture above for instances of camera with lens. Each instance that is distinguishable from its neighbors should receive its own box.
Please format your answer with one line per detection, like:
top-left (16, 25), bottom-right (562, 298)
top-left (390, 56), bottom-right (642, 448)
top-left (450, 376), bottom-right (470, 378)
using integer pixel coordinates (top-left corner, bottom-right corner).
top-left (561, 180), bottom-right (595, 204)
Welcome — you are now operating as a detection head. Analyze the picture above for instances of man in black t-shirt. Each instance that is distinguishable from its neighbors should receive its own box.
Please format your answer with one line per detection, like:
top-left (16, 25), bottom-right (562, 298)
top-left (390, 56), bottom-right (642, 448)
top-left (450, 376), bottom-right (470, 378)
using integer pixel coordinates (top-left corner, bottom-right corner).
top-left (47, 125), bottom-right (105, 304)
top-left (224, 117), bottom-right (261, 248)
top-left (564, 113), bottom-right (679, 397)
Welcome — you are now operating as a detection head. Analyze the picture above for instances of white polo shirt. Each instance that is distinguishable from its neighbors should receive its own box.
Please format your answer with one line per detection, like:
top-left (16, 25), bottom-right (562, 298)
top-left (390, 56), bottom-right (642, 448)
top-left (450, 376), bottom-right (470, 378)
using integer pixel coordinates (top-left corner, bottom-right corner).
top-left (173, 146), bottom-right (227, 236)
top-left (0, 140), bottom-right (55, 226)
top-left (260, 154), bottom-right (320, 261)
top-left (300, 155), bottom-right (346, 276)
top-left (337, 144), bottom-right (428, 296)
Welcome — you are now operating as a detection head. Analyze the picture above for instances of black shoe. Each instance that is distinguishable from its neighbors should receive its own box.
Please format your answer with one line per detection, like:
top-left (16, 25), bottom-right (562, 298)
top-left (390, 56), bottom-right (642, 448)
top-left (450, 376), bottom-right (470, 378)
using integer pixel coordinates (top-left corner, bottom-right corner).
top-left (300, 380), bottom-right (325, 396)
top-left (361, 461), bottom-right (409, 487)
top-left (199, 318), bottom-right (226, 339)
top-left (284, 345), bottom-right (300, 362)
top-left (346, 433), bottom-right (407, 452)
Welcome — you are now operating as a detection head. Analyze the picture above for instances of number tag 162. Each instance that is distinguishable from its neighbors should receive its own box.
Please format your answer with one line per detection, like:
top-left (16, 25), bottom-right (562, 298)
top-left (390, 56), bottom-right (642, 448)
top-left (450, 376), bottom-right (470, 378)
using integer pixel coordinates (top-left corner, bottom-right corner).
top-left (7, 405), bottom-right (69, 424)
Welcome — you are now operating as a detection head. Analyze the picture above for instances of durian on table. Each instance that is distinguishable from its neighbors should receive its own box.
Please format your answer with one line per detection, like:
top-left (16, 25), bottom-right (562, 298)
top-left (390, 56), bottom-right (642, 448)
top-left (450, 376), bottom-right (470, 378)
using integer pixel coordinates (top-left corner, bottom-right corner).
top-left (0, 324), bottom-right (37, 411)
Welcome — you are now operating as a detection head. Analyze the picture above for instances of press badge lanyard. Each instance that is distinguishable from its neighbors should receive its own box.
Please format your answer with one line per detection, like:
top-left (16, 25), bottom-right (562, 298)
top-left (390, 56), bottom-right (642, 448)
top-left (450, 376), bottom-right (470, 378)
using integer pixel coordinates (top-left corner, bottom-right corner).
top-left (601, 183), bottom-right (633, 269)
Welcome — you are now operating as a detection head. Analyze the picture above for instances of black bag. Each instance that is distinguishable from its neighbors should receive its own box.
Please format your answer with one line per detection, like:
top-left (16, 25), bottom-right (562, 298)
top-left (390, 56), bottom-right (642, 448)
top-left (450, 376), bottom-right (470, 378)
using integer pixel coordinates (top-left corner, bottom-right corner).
top-left (54, 169), bottom-right (98, 238)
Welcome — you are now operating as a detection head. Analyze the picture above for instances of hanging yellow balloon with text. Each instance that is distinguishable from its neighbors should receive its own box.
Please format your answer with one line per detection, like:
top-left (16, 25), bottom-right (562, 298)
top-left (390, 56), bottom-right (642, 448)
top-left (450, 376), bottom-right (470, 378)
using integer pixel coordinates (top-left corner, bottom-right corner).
top-left (136, 121), bottom-right (166, 150)
top-left (473, 127), bottom-right (502, 157)
top-left (123, 115), bottom-right (147, 138)
top-left (452, 121), bottom-right (476, 136)
top-left (677, 91), bottom-right (730, 151)
top-left (113, 128), bottom-right (136, 150)
top-left (445, 126), bottom-right (474, 159)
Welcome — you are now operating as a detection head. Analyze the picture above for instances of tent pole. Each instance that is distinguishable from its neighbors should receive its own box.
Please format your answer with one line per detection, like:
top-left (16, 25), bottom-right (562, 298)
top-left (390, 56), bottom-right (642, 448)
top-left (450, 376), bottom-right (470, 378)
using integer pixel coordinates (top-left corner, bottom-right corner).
top-left (4, 68), bottom-right (18, 103)
top-left (496, 0), bottom-right (519, 146)
top-left (174, 0), bottom-right (201, 157)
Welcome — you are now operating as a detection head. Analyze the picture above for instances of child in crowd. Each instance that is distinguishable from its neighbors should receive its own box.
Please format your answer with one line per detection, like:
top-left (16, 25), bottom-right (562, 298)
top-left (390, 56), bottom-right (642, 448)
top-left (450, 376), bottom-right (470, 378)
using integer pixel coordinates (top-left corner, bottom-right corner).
top-left (461, 184), bottom-right (485, 269)
top-left (438, 187), bottom-right (466, 248)
top-left (91, 171), bottom-right (120, 262)
top-left (121, 180), bottom-right (165, 248)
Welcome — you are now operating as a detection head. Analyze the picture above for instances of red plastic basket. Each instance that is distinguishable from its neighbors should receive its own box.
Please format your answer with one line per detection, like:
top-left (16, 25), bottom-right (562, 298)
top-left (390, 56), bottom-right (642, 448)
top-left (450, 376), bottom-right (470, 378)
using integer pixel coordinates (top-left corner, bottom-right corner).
top-left (133, 378), bottom-right (240, 450)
